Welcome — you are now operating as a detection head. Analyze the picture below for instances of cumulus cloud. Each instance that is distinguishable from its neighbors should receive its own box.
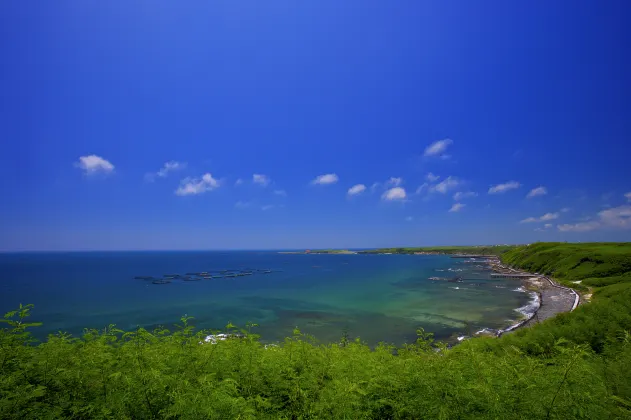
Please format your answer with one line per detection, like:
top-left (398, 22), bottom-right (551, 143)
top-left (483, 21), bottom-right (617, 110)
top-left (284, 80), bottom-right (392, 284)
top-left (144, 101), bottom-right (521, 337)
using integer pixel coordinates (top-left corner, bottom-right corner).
top-left (382, 187), bottom-right (406, 201)
top-left (145, 161), bottom-right (186, 181)
top-left (311, 173), bottom-right (339, 185)
top-left (235, 178), bottom-right (244, 186)
top-left (431, 176), bottom-right (460, 194)
top-left (453, 191), bottom-right (478, 201)
top-left (347, 184), bottom-right (367, 196)
top-left (424, 138), bottom-right (453, 157)
top-left (488, 181), bottom-right (521, 194)
top-left (540, 212), bottom-right (559, 221)
top-left (449, 203), bottom-right (465, 212)
top-left (386, 177), bottom-right (403, 187)
top-left (426, 172), bottom-right (440, 182)
top-left (561, 207), bottom-right (571, 213)
top-left (599, 205), bottom-right (631, 229)
top-left (75, 155), bottom-right (114, 175)
top-left (253, 174), bottom-right (271, 187)
top-left (557, 205), bottom-right (631, 232)
top-left (544, 223), bottom-right (553, 228)
top-left (274, 190), bottom-right (287, 196)
top-left (625, 192), bottom-right (631, 202)
top-left (520, 212), bottom-right (559, 223)
top-left (527, 186), bottom-right (547, 198)
top-left (175, 173), bottom-right (220, 196)
top-left (557, 221), bottom-right (601, 232)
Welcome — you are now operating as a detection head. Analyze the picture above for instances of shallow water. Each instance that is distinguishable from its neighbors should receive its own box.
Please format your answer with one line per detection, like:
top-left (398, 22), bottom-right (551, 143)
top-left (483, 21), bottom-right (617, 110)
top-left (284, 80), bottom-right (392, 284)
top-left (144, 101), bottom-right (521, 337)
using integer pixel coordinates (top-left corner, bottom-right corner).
top-left (0, 252), bottom-right (530, 345)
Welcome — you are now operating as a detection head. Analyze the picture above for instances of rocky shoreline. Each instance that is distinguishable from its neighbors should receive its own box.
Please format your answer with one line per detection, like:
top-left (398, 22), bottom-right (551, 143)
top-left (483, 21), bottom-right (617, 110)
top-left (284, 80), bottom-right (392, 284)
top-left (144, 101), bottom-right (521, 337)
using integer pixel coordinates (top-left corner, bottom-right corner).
top-left (452, 255), bottom-right (580, 338)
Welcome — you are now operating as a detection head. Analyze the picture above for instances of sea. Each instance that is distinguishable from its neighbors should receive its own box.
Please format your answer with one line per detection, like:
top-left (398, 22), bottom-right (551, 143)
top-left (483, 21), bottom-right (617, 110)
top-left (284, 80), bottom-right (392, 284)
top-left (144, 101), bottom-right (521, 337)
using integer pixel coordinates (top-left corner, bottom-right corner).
top-left (0, 251), bottom-right (535, 345)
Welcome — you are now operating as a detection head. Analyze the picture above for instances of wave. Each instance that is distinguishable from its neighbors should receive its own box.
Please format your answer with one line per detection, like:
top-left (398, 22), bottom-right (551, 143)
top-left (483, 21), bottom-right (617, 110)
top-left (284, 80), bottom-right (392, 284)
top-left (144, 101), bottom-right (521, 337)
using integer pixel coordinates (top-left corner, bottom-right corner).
top-left (512, 286), bottom-right (527, 293)
top-left (515, 291), bottom-right (540, 318)
top-left (474, 328), bottom-right (496, 336)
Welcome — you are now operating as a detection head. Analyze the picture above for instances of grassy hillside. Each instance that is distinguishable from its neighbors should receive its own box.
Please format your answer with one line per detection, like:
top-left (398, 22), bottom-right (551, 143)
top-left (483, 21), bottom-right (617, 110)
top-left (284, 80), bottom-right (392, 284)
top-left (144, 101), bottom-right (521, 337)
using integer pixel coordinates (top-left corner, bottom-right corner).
top-left (501, 242), bottom-right (631, 290)
top-left (2, 242), bottom-right (631, 418)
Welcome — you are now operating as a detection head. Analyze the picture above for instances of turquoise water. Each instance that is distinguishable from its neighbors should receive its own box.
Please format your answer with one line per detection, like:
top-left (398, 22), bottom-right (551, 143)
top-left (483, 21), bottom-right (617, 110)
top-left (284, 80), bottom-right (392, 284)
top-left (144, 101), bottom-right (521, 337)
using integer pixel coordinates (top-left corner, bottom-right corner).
top-left (0, 251), bottom-right (531, 344)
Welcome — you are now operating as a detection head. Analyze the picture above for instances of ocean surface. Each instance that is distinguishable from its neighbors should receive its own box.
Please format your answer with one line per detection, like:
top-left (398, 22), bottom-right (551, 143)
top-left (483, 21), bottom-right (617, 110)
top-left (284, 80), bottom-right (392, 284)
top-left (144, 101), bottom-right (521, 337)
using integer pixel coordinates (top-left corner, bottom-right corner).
top-left (0, 251), bottom-right (533, 345)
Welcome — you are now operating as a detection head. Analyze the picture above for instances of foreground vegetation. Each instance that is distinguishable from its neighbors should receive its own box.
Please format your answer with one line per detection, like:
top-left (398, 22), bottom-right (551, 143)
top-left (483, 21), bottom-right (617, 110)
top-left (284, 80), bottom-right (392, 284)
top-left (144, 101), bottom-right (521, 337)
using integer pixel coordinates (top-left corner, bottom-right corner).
top-left (2, 242), bottom-right (631, 418)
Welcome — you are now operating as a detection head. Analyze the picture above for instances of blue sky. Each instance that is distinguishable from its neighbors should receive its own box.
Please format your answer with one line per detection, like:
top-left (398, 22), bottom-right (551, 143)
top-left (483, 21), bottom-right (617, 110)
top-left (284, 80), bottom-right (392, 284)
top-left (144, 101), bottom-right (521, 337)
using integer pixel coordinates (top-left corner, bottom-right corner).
top-left (1, 1), bottom-right (630, 251)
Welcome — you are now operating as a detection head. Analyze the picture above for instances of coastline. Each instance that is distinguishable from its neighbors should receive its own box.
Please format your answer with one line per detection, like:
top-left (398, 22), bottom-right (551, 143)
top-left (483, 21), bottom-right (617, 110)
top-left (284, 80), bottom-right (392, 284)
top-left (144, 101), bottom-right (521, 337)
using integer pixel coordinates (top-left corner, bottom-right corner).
top-left (487, 259), bottom-right (579, 337)
top-left (450, 255), bottom-right (579, 341)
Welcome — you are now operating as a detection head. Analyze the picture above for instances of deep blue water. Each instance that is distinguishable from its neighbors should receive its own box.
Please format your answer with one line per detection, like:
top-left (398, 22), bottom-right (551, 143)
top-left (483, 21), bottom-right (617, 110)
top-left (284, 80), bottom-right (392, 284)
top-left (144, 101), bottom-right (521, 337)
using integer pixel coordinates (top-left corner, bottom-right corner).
top-left (0, 251), bottom-right (531, 344)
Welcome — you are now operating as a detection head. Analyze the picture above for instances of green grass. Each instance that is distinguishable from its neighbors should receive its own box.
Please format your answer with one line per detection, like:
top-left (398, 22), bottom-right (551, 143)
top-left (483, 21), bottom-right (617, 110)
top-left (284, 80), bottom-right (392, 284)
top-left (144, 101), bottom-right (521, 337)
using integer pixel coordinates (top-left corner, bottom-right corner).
top-left (2, 242), bottom-right (631, 418)
top-left (501, 242), bottom-right (631, 289)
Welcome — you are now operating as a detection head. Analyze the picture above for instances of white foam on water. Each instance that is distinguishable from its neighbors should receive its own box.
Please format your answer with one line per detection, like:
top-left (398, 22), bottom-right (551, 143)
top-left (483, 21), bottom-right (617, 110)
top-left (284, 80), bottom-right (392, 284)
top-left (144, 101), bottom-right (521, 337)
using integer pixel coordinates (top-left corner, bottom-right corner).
top-left (515, 291), bottom-right (540, 318)
top-left (449, 286), bottom-right (460, 290)
top-left (512, 286), bottom-right (527, 293)
top-left (457, 336), bottom-right (468, 341)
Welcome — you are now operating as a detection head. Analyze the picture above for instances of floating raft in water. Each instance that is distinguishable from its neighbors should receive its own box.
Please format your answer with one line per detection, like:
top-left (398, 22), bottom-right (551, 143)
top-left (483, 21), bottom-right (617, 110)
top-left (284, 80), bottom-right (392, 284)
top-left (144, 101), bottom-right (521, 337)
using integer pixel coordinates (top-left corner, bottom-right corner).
top-left (152, 279), bottom-right (171, 284)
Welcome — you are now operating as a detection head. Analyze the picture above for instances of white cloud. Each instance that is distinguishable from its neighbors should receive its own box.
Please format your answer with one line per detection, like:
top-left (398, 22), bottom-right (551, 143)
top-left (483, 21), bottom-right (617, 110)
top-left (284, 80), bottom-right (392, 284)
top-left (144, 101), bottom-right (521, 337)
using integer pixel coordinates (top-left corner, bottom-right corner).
top-left (261, 205), bottom-right (274, 211)
top-left (556, 205), bottom-right (631, 232)
top-left (431, 176), bottom-right (460, 194)
top-left (520, 217), bottom-right (538, 223)
top-left (274, 190), bottom-right (287, 196)
top-left (347, 184), bottom-right (367, 196)
top-left (540, 212), bottom-right (559, 221)
top-left (520, 212), bottom-right (559, 223)
top-left (625, 192), bottom-right (631, 202)
top-left (253, 174), bottom-right (271, 187)
top-left (175, 173), bottom-right (220, 196)
top-left (449, 203), bottom-right (465, 213)
top-left (312, 173), bottom-right (339, 185)
top-left (599, 205), bottom-right (631, 229)
top-left (75, 155), bottom-right (114, 175)
top-left (488, 181), bottom-right (521, 194)
top-left (386, 177), bottom-right (403, 187)
top-left (382, 187), bottom-right (406, 201)
top-left (561, 207), bottom-right (571, 213)
top-left (235, 178), bottom-right (244, 186)
top-left (415, 183), bottom-right (429, 195)
top-left (426, 172), bottom-right (440, 182)
top-left (405, 216), bottom-right (413, 221)
top-left (527, 186), bottom-right (547, 198)
top-left (146, 161), bottom-right (186, 181)
top-left (235, 201), bottom-right (250, 209)
top-left (424, 138), bottom-right (453, 157)
top-left (557, 221), bottom-right (600, 232)
top-left (453, 191), bottom-right (478, 201)
top-left (544, 223), bottom-right (553, 228)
